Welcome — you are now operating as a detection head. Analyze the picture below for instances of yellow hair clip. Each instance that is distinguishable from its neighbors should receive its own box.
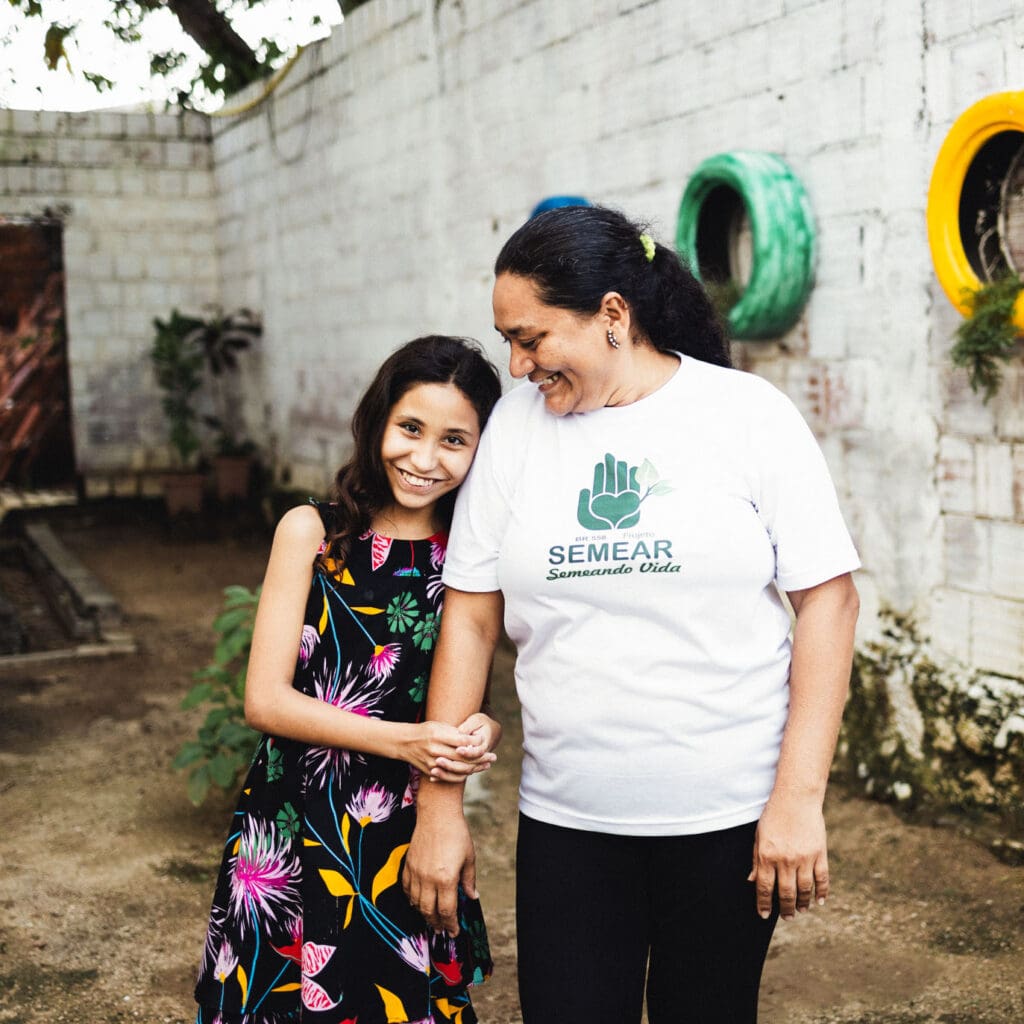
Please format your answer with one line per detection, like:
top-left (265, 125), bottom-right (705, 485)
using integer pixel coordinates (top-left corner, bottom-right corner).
top-left (639, 233), bottom-right (656, 262)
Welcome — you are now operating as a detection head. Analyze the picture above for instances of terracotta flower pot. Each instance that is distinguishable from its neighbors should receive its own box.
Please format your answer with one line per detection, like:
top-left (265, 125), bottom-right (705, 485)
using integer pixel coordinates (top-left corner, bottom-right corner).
top-left (213, 454), bottom-right (253, 502)
top-left (162, 471), bottom-right (206, 516)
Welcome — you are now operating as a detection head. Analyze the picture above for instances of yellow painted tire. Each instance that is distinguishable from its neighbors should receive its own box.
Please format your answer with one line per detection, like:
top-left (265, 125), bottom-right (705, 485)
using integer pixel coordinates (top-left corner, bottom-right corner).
top-left (927, 90), bottom-right (1024, 325)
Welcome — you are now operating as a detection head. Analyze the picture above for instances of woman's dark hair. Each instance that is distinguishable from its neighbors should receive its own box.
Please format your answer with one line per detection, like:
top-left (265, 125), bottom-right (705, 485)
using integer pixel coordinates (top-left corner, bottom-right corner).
top-left (494, 204), bottom-right (732, 368)
top-left (320, 335), bottom-right (501, 567)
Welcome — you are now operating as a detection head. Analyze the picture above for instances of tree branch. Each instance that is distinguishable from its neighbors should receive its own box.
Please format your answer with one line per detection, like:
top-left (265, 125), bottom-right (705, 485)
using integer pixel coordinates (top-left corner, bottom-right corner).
top-left (164, 0), bottom-right (263, 85)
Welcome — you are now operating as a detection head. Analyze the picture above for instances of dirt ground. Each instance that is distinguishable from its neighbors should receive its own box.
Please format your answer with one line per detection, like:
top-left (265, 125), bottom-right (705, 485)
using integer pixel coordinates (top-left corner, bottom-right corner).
top-left (0, 505), bottom-right (1022, 1024)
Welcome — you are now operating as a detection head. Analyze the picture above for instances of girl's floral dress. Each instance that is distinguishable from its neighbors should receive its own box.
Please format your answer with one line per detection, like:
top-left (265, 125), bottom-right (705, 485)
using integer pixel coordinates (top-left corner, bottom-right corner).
top-left (195, 509), bottom-right (491, 1024)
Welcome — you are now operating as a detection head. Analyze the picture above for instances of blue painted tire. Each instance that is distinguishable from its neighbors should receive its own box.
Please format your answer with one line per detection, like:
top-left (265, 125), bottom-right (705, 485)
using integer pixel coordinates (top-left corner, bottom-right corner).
top-left (530, 195), bottom-right (591, 219)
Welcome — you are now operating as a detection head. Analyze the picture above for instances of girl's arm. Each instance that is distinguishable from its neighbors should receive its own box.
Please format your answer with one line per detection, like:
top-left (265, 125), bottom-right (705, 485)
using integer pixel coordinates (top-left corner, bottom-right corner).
top-left (402, 587), bottom-right (504, 934)
top-left (749, 571), bottom-right (860, 921)
top-left (244, 505), bottom-right (478, 774)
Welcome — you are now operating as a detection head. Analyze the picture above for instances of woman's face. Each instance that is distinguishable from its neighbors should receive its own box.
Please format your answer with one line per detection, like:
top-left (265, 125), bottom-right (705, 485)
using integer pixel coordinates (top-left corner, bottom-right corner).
top-left (492, 273), bottom-right (623, 416)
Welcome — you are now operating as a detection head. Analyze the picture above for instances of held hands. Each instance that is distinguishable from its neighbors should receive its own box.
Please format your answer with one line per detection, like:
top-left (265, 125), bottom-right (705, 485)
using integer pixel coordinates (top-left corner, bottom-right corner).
top-left (748, 792), bottom-right (830, 921)
top-left (431, 711), bottom-right (502, 783)
top-left (395, 716), bottom-right (499, 781)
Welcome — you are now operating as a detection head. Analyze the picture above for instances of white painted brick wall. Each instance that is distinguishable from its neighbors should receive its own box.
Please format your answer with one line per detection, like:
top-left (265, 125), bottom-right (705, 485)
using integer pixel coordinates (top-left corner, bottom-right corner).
top-left (0, 107), bottom-right (218, 472)
top-left (3, 0), bottom-right (1021, 676)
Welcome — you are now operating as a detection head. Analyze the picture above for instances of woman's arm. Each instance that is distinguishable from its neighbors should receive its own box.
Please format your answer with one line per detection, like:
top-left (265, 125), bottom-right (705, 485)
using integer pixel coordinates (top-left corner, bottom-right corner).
top-left (402, 587), bottom-right (504, 934)
top-left (244, 506), bottom-right (479, 774)
top-left (749, 571), bottom-right (859, 920)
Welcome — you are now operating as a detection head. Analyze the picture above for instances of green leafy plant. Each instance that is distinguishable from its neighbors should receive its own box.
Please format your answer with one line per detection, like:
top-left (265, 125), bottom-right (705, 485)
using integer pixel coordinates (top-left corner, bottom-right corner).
top-left (951, 274), bottom-right (1024, 401)
top-left (194, 308), bottom-right (262, 456)
top-left (151, 310), bottom-right (206, 466)
top-left (174, 584), bottom-right (261, 805)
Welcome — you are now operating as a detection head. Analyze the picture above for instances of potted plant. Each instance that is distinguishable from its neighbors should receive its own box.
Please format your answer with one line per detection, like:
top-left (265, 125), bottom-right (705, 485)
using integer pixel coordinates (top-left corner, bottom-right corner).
top-left (192, 308), bottom-right (262, 502)
top-left (151, 310), bottom-right (207, 514)
top-left (951, 273), bottom-right (1023, 401)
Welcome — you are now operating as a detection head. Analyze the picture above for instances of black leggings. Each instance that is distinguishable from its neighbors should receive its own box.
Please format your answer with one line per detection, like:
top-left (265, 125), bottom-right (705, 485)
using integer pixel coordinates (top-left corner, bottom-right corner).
top-left (515, 814), bottom-right (778, 1024)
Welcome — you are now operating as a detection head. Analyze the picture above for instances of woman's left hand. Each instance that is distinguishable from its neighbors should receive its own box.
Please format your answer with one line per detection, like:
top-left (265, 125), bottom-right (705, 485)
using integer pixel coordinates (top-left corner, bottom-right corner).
top-left (748, 791), bottom-right (829, 921)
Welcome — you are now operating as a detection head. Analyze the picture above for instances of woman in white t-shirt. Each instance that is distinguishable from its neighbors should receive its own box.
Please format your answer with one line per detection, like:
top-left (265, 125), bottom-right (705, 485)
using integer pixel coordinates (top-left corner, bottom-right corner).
top-left (402, 205), bottom-right (860, 1023)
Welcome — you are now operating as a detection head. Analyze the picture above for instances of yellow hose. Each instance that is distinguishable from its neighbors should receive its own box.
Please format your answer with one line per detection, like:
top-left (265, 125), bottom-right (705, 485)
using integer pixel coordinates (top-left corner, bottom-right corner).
top-left (207, 45), bottom-right (306, 119)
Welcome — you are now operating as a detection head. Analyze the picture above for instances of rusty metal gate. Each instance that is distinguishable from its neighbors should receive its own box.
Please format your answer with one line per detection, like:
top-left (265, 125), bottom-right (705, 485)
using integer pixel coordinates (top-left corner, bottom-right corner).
top-left (0, 217), bottom-right (75, 486)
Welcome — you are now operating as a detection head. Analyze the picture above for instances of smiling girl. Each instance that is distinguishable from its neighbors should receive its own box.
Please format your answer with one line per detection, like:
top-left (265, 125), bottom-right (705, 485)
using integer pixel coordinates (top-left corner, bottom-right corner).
top-left (193, 335), bottom-right (503, 1024)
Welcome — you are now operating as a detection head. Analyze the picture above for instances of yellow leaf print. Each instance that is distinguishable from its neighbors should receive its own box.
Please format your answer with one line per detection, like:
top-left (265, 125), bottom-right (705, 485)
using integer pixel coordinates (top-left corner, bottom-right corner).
top-left (341, 567), bottom-right (354, 585)
top-left (318, 595), bottom-right (329, 634)
top-left (271, 982), bottom-right (302, 992)
top-left (435, 998), bottom-right (465, 1023)
top-left (344, 897), bottom-right (354, 928)
top-left (371, 843), bottom-right (410, 904)
top-left (375, 984), bottom-right (408, 1023)
top-left (341, 813), bottom-right (351, 854)
top-left (351, 606), bottom-right (383, 614)
top-left (319, 868), bottom-right (356, 897)
top-left (231, 837), bottom-right (240, 855)
top-left (237, 964), bottom-right (248, 1006)
top-left (303, 838), bottom-right (321, 847)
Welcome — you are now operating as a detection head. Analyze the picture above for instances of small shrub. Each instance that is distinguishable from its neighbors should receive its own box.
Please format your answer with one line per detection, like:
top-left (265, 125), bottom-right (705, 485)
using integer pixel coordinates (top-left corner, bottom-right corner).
top-left (173, 584), bottom-right (261, 805)
top-left (951, 274), bottom-right (1023, 401)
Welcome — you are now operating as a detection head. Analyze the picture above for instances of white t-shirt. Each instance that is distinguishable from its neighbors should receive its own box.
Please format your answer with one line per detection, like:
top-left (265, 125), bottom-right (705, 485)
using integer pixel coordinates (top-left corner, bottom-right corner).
top-left (444, 355), bottom-right (860, 836)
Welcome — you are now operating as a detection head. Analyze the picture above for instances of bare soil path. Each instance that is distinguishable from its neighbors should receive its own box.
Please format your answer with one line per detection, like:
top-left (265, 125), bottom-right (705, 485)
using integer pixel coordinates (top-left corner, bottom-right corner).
top-left (0, 508), bottom-right (1020, 1024)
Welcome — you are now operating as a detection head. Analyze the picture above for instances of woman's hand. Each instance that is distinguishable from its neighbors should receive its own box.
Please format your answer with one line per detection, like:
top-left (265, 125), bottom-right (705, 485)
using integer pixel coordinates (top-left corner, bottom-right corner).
top-left (393, 721), bottom-right (479, 776)
top-left (403, 791), bottom-right (477, 935)
top-left (748, 791), bottom-right (829, 920)
top-left (429, 711), bottom-right (502, 782)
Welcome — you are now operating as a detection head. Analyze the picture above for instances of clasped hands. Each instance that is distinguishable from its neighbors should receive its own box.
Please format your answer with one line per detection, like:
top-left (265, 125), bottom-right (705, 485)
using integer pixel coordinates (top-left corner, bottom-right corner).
top-left (395, 711), bottom-right (500, 782)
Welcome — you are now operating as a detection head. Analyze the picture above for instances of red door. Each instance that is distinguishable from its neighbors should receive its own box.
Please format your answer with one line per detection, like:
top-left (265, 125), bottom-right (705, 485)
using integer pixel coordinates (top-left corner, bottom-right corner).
top-left (0, 218), bottom-right (76, 486)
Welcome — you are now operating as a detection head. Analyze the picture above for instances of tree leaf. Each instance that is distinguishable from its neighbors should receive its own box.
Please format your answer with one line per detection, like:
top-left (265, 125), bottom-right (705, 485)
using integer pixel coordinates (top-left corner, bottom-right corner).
top-left (181, 681), bottom-right (215, 709)
top-left (187, 767), bottom-right (211, 806)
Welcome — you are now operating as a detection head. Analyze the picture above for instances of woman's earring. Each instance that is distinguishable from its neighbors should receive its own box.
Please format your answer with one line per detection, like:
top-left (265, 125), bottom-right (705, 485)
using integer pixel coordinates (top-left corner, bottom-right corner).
top-left (607, 329), bottom-right (620, 349)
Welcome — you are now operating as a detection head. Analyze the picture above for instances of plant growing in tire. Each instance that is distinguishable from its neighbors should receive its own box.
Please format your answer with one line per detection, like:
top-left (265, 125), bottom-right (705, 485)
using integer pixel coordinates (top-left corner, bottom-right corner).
top-left (951, 274), bottom-right (1023, 401)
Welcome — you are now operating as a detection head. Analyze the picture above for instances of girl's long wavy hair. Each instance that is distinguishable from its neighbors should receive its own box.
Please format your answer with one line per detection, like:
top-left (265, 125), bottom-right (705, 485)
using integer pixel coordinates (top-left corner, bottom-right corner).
top-left (318, 335), bottom-right (502, 569)
top-left (495, 204), bottom-right (732, 367)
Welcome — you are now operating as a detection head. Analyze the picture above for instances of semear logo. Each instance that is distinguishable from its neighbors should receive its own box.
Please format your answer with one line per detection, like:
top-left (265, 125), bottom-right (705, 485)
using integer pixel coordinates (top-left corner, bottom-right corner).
top-left (577, 453), bottom-right (673, 530)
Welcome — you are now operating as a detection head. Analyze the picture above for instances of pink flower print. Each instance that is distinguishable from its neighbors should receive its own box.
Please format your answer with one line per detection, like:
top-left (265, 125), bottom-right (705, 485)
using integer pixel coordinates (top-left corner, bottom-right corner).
top-left (302, 941), bottom-right (336, 977)
top-left (199, 905), bottom-right (227, 975)
top-left (298, 625), bottom-right (319, 666)
top-left (213, 940), bottom-right (238, 984)
top-left (397, 933), bottom-right (431, 973)
top-left (368, 642), bottom-right (401, 682)
top-left (306, 665), bottom-right (394, 789)
top-left (301, 976), bottom-right (341, 1012)
top-left (426, 572), bottom-right (444, 604)
top-left (371, 531), bottom-right (393, 570)
top-left (272, 915), bottom-right (303, 964)
top-left (228, 818), bottom-right (301, 936)
top-left (430, 536), bottom-right (447, 570)
top-left (402, 767), bottom-right (421, 808)
top-left (315, 662), bottom-right (392, 717)
top-left (346, 783), bottom-right (397, 825)
top-left (431, 933), bottom-right (464, 984)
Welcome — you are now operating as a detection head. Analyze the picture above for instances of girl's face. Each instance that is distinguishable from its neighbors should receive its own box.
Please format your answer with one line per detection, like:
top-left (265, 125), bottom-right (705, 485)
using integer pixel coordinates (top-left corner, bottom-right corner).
top-left (378, 381), bottom-right (481, 534)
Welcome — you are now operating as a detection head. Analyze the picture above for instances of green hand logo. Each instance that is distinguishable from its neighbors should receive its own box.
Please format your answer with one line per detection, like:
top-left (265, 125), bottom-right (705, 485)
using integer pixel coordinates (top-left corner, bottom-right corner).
top-left (577, 453), bottom-right (673, 530)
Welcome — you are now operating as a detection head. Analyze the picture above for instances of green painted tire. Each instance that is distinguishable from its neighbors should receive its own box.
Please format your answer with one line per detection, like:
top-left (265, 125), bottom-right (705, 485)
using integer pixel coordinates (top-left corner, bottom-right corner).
top-left (676, 151), bottom-right (816, 340)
